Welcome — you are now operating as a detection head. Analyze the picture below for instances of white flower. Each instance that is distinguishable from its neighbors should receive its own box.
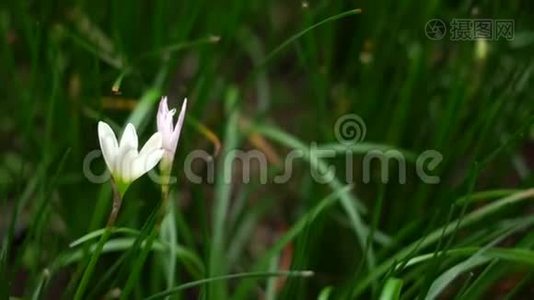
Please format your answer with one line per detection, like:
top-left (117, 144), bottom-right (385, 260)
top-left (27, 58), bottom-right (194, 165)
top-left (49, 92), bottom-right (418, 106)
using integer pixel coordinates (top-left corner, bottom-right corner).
top-left (98, 121), bottom-right (164, 188)
top-left (157, 97), bottom-right (187, 169)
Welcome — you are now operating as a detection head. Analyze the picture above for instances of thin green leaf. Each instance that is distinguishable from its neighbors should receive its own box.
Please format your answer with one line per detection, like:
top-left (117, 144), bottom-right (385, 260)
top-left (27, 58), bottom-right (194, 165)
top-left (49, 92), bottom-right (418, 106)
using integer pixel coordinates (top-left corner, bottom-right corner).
top-left (379, 278), bottom-right (403, 300)
top-left (353, 188), bottom-right (534, 296)
top-left (208, 87), bottom-right (240, 299)
top-left (145, 271), bottom-right (314, 300)
top-left (69, 227), bottom-right (140, 248)
top-left (260, 9), bottom-right (362, 67)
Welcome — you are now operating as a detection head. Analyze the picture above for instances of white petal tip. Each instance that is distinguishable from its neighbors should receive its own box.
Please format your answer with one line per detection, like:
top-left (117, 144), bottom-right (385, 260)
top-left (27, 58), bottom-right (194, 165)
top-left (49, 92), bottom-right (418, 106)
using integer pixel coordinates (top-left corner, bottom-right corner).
top-left (98, 121), bottom-right (113, 134)
top-left (98, 121), bottom-right (107, 129)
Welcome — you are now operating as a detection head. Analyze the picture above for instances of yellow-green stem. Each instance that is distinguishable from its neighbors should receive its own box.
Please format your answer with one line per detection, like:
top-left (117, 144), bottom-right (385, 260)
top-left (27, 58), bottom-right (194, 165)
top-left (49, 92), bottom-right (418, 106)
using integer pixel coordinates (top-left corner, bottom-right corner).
top-left (157, 168), bottom-right (172, 228)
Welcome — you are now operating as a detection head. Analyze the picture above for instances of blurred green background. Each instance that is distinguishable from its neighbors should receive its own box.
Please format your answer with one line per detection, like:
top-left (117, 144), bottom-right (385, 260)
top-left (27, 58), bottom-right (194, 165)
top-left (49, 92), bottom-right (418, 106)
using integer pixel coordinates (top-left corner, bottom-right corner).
top-left (1, 0), bottom-right (533, 299)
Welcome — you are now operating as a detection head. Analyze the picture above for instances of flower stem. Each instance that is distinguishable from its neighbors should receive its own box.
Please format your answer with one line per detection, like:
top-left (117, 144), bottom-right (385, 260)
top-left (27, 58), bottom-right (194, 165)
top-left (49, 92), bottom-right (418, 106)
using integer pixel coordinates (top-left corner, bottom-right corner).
top-left (159, 180), bottom-right (171, 226)
top-left (107, 179), bottom-right (125, 226)
top-left (120, 171), bottom-right (171, 299)
top-left (74, 180), bottom-right (123, 300)
top-left (120, 226), bottom-right (159, 299)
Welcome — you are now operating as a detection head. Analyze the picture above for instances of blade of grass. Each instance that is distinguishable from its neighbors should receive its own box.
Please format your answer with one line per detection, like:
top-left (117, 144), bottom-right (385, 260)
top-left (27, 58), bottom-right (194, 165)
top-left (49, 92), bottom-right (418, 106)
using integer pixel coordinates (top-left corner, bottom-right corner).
top-left (250, 123), bottom-right (372, 262)
top-left (379, 278), bottom-right (403, 300)
top-left (120, 227), bottom-right (160, 299)
top-left (119, 190), bottom-right (169, 299)
top-left (73, 226), bottom-right (113, 300)
top-left (259, 9), bottom-right (362, 68)
top-left (53, 238), bottom-right (203, 279)
top-left (227, 195), bottom-right (273, 266)
top-left (233, 185), bottom-right (353, 299)
top-left (352, 188), bottom-right (534, 296)
top-left (424, 257), bottom-right (489, 299)
top-left (353, 182), bottom-right (386, 296)
top-left (455, 189), bottom-right (520, 205)
top-left (208, 87), bottom-right (240, 299)
top-left (264, 256), bottom-right (279, 300)
top-left (401, 247), bottom-right (534, 269)
top-left (0, 247), bottom-right (8, 300)
top-left (318, 286), bottom-right (333, 300)
top-left (417, 163), bottom-right (480, 295)
top-left (456, 223), bottom-right (534, 299)
top-left (502, 272), bottom-right (533, 300)
top-left (111, 36), bottom-right (220, 94)
top-left (1, 162), bottom-right (41, 295)
top-left (160, 197), bottom-right (178, 295)
top-left (146, 270), bottom-right (314, 300)
top-left (69, 227), bottom-right (140, 248)
top-left (31, 269), bottom-right (50, 300)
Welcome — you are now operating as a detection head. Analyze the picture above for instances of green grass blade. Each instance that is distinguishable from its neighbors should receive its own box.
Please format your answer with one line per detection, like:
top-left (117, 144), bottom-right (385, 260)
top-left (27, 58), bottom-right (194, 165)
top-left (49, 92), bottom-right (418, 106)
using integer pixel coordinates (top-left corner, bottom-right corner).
top-left (251, 124), bottom-right (372, 260)
top-left (160, 196), bottom-right (178, 295)
top-left (317, 286), bottom-right (333, 300)
top-left (53, 238), bottom-right (204, 279)
top-left (73, 226), bottom-right (113, 300)
top-left (145, 271), bottom-right (314, 300)
top-left (402, 247), bottom-right (534, 269)
top-left (233, 185), bottom-right (353, 299)
top-left (208, 87), bottom-right (240, 299)
top-left (69, 227), bottom-right (140, 248)
top-left (353, 188), bottom-right (534, 296)
top-left (379, 278), bottom-right (403, 300)
top-left (260, 9), bottom-right (362, 67)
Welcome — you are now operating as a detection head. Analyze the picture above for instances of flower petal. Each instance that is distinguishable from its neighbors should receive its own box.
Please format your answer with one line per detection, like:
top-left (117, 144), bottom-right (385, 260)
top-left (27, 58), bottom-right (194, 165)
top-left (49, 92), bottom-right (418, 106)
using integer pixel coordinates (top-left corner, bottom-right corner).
top-left (98, 121), bottom-right (119, 174)
top-left (139, 132), bottom-right (163, 157)
top-left (170, 98), bottom-right (188, 153)
top-left (115, 148), bottom-right (138, 182)
top-left (130, 148), bottom-right (164, 182)
top-left (157, 97), bottom-right (169, 132)
top-left (119, 132), bottom-right (163, 182)
top-left (119, 123), bottom-right (138, 152)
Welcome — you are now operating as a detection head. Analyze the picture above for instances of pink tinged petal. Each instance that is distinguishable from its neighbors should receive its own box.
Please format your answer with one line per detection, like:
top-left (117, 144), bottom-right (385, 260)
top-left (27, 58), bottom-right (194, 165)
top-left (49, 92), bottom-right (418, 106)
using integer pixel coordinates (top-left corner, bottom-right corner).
top-left (157, 97), bottom-right (176, 151)
top-left (161, 96), bottom-right (169, 114)
top-left (170, 98), bottom-right (188, 153)
top-left (98, 121), bottom-right (119, 174)
top-left (164, 108), bottom-right (176, 139)
top-left (157, 97), bottom-right (169, 133)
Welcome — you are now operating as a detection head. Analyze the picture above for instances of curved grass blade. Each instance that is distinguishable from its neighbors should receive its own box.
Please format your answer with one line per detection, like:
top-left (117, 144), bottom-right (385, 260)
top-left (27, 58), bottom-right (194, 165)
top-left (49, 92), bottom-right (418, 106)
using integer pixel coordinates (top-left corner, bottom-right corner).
top-left (259, 9), bottom-right (362, 68)
top-left (208, 87), bottom-right (240, 299)
top-left (161, 198), bottom-right (178, 294)
top-left (455, 189), bottom-right (520, 205)
top-left (145, 270), bottom-right (314, 300)
top-left (31, 269), bottom-right (50, 300)
top-left (54, 238), bottom-right (204, 280)
top-left (379, 278), bottom-right (403, 300)
top-left (425, 220), bottom-right (534, 300)
top-left (401, 247), bottom-right (534, 269)
top-left (232, 185), bottom-right (353, 299)
top-left (111, 35), bottom-right (220, 94)
top-left (69, 227), bottom-right (140, 248)
top-left (352, 188), bottom-right (534, 296)
top-left (318, 286), bottom-right (334, 300)
top-left (251, 124), bottom-right (371, 258)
